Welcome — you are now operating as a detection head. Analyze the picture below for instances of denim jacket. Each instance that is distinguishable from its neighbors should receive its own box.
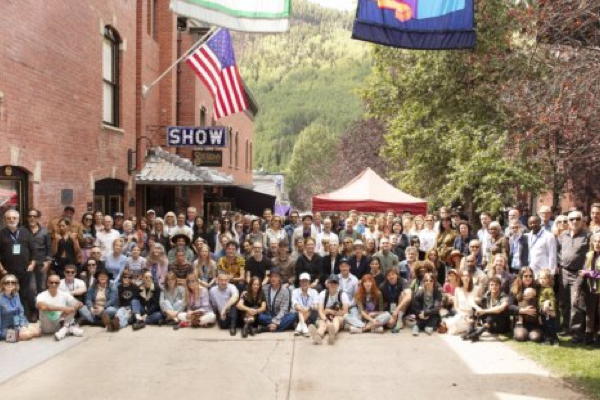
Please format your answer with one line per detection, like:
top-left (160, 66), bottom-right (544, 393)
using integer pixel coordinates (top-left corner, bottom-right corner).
top-left (85, 283), bottom-right (118, 309)
top-left (0, 293), bottom-right (28, 339)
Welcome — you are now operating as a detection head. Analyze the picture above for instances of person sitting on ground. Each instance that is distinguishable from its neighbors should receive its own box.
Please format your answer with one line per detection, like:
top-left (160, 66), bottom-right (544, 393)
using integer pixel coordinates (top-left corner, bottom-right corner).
top-left (409, 260), bottom-right (436, 293)
top-left (177, 272), bottom-right (215, 329)
top-left (0, 274), bottom-right (40, 342)
top-left (291, 272), bottom-right (320, 337)
top-left (379, 268), bottom-right (412, 332)
top-left (139, 271), bottom-right (164, 325)
top-left (508, 267), bottom-right (542, 343)
top-left (445, 270), bottom-right (479, 335)
top-left (209, 272), bottom-right (240, 336)
top-left (159, 271), bottom-right (187, 326)
top-left (169, 248), bottom-right (193, 286)
top-left (368, 257), bottom-right (385, 287)
top-left (257, 268), bottom-right (296, 333)
top-left (346, 274), bottom-right (391, 334)
top-left (217, 240), bottom-right (246, 291)
top-left (236, 276), bottom-right (266, 338)
top-left (167, 234), bottom-right (195, 264)
top-left (114, 269), bottom-right (145, 331)
top-left (411, 272), bottom-right (442, 336)
top-left (36, 273), bottom-right (83, 340)
top-left (193, 244), bottom-right (217, 288)
top-left (78, 268), bottom-right (118, 329)
top-left (310, 275), bottom-right (350, 345)
top-left (463, 277), bottom-right (510, 342)
top-left (538, 269), bottom-right (559, 346)
top-left (59, 264), bottom-right (87, 302)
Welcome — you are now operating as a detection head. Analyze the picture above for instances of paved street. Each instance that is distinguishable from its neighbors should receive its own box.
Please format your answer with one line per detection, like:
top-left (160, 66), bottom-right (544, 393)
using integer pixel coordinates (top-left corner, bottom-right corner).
top-left (0, 327), bottom-right (586, 400)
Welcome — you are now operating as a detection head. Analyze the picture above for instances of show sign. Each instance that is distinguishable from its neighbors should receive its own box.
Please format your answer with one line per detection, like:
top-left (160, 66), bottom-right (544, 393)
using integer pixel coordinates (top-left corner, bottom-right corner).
top-left (166, 126), bottom-right (228, 147)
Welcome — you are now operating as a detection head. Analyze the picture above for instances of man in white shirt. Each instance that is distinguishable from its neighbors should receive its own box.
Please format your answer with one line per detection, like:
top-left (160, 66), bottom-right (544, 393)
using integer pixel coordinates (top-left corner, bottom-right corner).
top-left (36, 273), bottom-right (83, 341)
top-left (58, 264), bottom-right (87, 301)
top-left (337, 258), bottom-right (358, 306)
top-left (504, 208), bottom-right (528, 236)
top-left (185, 207), bottom-right (198, 228)
top-left (527, 216), bottom-right (557, 277)
top-left (171, 213), bottom-right (193, 240)
top-left (316, 218), bottom-right (338, 255)
top-left (209, 272), bottom-right (240, 335)
top-left (95, 216), bottom-right (121, 260)
top-left (291, 272), bottom-right (319, 336)
top-left (477, 212), bottom-right (492, 257)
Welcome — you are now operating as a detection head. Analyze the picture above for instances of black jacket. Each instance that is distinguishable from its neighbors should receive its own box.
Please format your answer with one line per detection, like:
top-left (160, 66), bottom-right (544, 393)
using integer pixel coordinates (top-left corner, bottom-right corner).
top-left (321, 254), bottom-right (342, 278)
top-left (295, 253), bottom-right (323, 285)
top-left (411, 288), bottom-right (442, 317)
top-left (348, 255), bottom-right (370, 279)
top-left (139, 283), bottom-right (161, 315)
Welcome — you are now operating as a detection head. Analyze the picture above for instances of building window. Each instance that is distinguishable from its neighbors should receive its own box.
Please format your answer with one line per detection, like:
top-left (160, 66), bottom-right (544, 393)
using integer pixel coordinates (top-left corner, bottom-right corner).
top-left (147, 0), bottom-right (158, 39)
top-left (102, 26), bottom-right (120, 126)
top-left (228, 129), bottom-right (233, 167)
top-left (234, 132), bottom-right (239, 168)
top-left (199, 106), bottom-right (207, 126)
top-left (244, 139), bottom-right (249, 171)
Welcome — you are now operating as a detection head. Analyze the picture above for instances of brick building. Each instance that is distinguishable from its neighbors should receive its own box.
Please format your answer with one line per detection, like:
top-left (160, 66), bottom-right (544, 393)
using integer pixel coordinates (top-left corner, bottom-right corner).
top-left (0, 0), bottom-right (261, 225)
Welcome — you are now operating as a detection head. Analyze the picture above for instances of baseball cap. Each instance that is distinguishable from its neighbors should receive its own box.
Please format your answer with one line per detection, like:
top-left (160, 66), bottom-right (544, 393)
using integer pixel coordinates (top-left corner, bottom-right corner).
top-left (299, 272), bottom-right (311, 281)
top-left (327, 274), bottom-right (339, 283)
top-left (339, 257), bottom-right (350, 266)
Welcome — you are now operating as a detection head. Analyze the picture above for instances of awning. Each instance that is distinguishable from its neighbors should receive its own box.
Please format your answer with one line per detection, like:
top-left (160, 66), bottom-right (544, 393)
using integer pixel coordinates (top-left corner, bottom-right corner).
top-left (136, 147), bottom-right (233, 186)
top-left (223, 186), bottom-right (275, 215)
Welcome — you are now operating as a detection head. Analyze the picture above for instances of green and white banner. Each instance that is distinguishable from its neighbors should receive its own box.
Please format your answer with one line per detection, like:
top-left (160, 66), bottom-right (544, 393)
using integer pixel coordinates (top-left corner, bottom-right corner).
top-left (170, 0), bottom-right (291, 32)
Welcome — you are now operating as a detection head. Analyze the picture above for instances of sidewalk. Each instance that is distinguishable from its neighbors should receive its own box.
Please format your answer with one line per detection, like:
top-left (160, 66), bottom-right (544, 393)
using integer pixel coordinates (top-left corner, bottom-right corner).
top-left (0, 327), bottom-right (587, 400)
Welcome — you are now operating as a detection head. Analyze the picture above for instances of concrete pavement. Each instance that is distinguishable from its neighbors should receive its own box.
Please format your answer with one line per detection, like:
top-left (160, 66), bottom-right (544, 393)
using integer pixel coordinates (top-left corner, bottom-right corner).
top-left (0, 327), bottom-right (587, 400)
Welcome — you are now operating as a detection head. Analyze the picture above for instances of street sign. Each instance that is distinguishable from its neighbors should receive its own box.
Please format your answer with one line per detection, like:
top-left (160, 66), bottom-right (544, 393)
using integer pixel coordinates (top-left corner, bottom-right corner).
top-left (193, 150), bottom-right (223, 167)
top-left (166, 126), bottom-right (228, 147)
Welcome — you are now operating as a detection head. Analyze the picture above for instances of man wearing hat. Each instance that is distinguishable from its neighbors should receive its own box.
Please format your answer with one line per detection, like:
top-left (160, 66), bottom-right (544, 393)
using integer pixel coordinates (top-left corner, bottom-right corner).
top-left (349, 240), bottom-right (370, 279)
top-left (291, 272), bottom-right (319, 336)
top-left (310, 274), bottom-right (350, 345)
top-left (78, 267), bottom-right (119, 329)
top-left (257, 268), bottom-right (296, 332)
top-left (167, 233), bottom-right (195, 264)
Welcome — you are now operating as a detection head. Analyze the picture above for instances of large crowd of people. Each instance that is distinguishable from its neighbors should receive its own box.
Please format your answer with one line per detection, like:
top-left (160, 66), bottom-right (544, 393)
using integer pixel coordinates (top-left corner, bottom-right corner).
top-left (0, 203), bottom-right (599, 347)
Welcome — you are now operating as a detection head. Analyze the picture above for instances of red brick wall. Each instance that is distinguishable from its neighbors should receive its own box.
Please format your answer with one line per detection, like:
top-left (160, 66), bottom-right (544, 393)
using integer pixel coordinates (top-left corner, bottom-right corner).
top-left (0, 0), bottom-right (137, 224)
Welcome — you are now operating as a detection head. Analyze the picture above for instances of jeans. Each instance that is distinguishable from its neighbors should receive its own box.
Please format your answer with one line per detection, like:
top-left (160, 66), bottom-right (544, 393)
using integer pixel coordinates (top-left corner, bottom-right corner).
top-left (145, 311), bottom-right (164, 325)
top-left (216, 307), bottom-right (239, 329)
top-left (79, 305), bottom-right (117, 325)
top-left (344, 307), bottom-right (391, 328)
top-left (115, 300), bottom-right (142, 328)
top-left (560, 269), bottom-right (585, 336)
top-left (416, 314), bottom-right (440, 331)
top-left (541, 314), bottom-right (558, 339)
top-left (257, 312), bottom-right (297, 331)
top-left (584, 291), bottom-right (600, 335)
top-left (32, 262), bottom-right (47, 293)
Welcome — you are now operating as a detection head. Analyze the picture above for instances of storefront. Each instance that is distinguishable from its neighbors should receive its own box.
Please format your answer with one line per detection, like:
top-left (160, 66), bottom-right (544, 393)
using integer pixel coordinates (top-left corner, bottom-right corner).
top-left (0, 165), bottom-right (29, 221)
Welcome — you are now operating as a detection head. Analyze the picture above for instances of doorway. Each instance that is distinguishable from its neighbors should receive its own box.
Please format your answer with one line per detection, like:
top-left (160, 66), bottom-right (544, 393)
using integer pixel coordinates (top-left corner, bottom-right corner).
top-left (94, 178), bottom-right (125, 215)
top-left (145, 186), bottom-right (175, 217)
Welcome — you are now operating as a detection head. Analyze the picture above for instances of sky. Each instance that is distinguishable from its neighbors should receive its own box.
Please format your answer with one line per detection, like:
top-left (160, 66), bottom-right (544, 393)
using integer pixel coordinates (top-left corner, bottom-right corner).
top-left (307, 0), bottom-right (357, 11)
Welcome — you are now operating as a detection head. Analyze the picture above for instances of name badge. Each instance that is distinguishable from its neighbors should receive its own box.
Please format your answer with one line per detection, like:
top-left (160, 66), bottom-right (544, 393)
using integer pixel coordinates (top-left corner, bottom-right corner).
top-left (12, 244), bottom-right (21, 255)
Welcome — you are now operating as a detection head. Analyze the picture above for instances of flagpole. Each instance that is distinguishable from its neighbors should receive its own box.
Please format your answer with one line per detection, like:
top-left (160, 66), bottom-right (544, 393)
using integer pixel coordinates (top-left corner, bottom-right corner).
top-left (142, 26), bottom-right (219, 97)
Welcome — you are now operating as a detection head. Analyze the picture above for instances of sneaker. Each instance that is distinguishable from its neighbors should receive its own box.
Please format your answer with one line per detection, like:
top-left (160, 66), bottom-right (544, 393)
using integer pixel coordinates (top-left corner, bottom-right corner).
top-left (349, 326), bottom-right (363, 334)
top-left (373, 326), bottom-right (384, 334)
top-left (309, 324), bottom-right (321, 345)
top-left (68, 324), bottom-right (84, 337)
top-left (294, 324), bottom-right (303, 336)
top-left (327, 323), bottom-right (336, 345)
top-left (54, 326), bottom-right (68, 341)
top-left (412, 325), bottom-right (419, 336)
top-left (178, 321), bottom-right (190, 329)
top-left (302, 324), bottom-right (310, 336)
top-left (425, 327), bottom-right (433, 336)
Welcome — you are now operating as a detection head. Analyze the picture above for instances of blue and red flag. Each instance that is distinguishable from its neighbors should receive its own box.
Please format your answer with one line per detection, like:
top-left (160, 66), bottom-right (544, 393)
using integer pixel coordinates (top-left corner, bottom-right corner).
top-left (352, 0), bottom-right (476, 50)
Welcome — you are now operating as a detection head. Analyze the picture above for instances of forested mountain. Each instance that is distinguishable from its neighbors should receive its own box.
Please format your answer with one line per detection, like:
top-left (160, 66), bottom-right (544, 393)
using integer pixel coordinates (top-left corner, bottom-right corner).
top-left (236, 0), bottom-right (370, 175)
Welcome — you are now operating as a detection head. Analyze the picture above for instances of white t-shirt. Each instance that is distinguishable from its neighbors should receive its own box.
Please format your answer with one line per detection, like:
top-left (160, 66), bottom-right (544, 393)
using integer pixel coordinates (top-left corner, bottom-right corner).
top-left (291, 287), bottom-right (319, 310)
top-left (95, 229), bottom-right (121, 259)
top-left (36, 290), bottom-right (78, 333)
top-left (59, 278), bottom-right (86, 296)
top-left (318, 289), bottom-right (350, 310)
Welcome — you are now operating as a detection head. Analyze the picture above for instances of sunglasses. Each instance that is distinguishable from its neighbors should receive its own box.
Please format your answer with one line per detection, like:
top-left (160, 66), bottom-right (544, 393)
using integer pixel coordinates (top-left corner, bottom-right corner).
top-left (48, 281), bottom-right (60, 286)
top-left (470, 245), bottom-right (480, 248)
top-left (558, 220), bottom-right (568, 223)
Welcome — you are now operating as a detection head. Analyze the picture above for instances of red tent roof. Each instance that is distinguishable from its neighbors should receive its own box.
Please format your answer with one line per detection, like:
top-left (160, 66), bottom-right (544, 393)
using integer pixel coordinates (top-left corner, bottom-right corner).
top-left (312, 168), bottom-right (428, 214)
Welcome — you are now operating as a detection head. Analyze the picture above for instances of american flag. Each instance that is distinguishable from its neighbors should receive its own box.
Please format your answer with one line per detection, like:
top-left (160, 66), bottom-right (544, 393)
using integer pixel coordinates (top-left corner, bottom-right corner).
top-left (185, 28), bottom-right (248, 120)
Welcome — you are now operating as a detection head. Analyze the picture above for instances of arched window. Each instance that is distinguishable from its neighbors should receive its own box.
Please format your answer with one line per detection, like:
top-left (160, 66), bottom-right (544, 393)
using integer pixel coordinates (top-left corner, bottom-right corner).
top-left (102, 26), bottom-right (120, 126)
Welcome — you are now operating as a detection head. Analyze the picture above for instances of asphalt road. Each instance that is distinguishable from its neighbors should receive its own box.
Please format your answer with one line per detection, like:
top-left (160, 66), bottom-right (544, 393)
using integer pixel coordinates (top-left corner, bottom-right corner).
top-left (0, 326), bottom-right (587, 400)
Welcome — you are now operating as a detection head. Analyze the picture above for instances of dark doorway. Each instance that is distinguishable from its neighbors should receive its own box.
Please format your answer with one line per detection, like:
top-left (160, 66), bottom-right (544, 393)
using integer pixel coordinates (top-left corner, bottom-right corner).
top-left (94, 178), bottom-right (125, 216)
top-left (0, 166), bottom-right (29, 221)
top-left (145, 186), bottom-right (175, 217)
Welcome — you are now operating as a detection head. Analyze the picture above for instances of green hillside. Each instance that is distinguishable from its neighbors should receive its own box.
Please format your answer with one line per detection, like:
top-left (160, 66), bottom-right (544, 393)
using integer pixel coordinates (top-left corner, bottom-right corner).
top-left (236, 0), bottom-right (370, 173)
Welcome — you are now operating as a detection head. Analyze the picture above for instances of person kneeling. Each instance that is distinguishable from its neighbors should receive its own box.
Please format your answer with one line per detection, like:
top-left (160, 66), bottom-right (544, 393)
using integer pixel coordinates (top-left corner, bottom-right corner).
top-left (36, 273), bottom-right (83, 341)
top-left (411, 273), bottom-right (441, 336)
top-left (310, 275), bottom-right (350, 345)
top-left (236, 276), bottom-right (267, 338)
top-left (257, 268), bottom-right (297, 333)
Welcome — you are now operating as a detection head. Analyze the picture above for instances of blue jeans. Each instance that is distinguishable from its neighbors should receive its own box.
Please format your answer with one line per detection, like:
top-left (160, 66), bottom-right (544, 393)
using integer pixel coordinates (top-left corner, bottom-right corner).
top-left (79, 305), bottom-right (117, 325)
top-left (145, 311), bottom-right (164, 325)
top-left (216, 307), bottom-right (239, 329)
top-left (257, 312), bottom-right (297, 331)
top-left (115, 300), bottom-right (142, 328)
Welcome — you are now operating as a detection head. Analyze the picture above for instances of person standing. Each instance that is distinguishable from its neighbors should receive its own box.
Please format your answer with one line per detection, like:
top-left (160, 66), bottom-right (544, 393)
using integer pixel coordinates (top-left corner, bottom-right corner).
top-left (25, 209), bottom-right (52, 294)
top-left (0, 210), bottom-right (36, 321)
top-left (557, 210), bottom-right (590, 342)
top-left (538, 205), bottom-right (555, 233)
top-left (95, 215), bottom-right (121, 260)
top-left (527, 216), bottom-right (557, 278)
top-left (373, 237), bottom-right (399, 275)
top-left (507, 221), bottom-right (529, 275)
top-left (477, 212), bottom-right (493, 258)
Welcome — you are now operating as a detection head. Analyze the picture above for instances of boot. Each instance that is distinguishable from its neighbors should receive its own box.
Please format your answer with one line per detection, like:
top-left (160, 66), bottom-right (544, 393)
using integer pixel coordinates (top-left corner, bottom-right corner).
top-left (230, 324), bottom-right (237, 336)
top-left (469, 327), bottom-right (486, 342)
top-left (241, 322), bottom-right (249, 338)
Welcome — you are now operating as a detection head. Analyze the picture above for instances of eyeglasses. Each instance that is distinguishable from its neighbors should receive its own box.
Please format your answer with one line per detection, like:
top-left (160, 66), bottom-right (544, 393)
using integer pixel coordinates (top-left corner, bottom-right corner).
top-left (569, 217), bottom-right (581, 222)
top-left (48, 281), bottom-right (60, 286)
top-left (3, 281), bottom-right (17, 285)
